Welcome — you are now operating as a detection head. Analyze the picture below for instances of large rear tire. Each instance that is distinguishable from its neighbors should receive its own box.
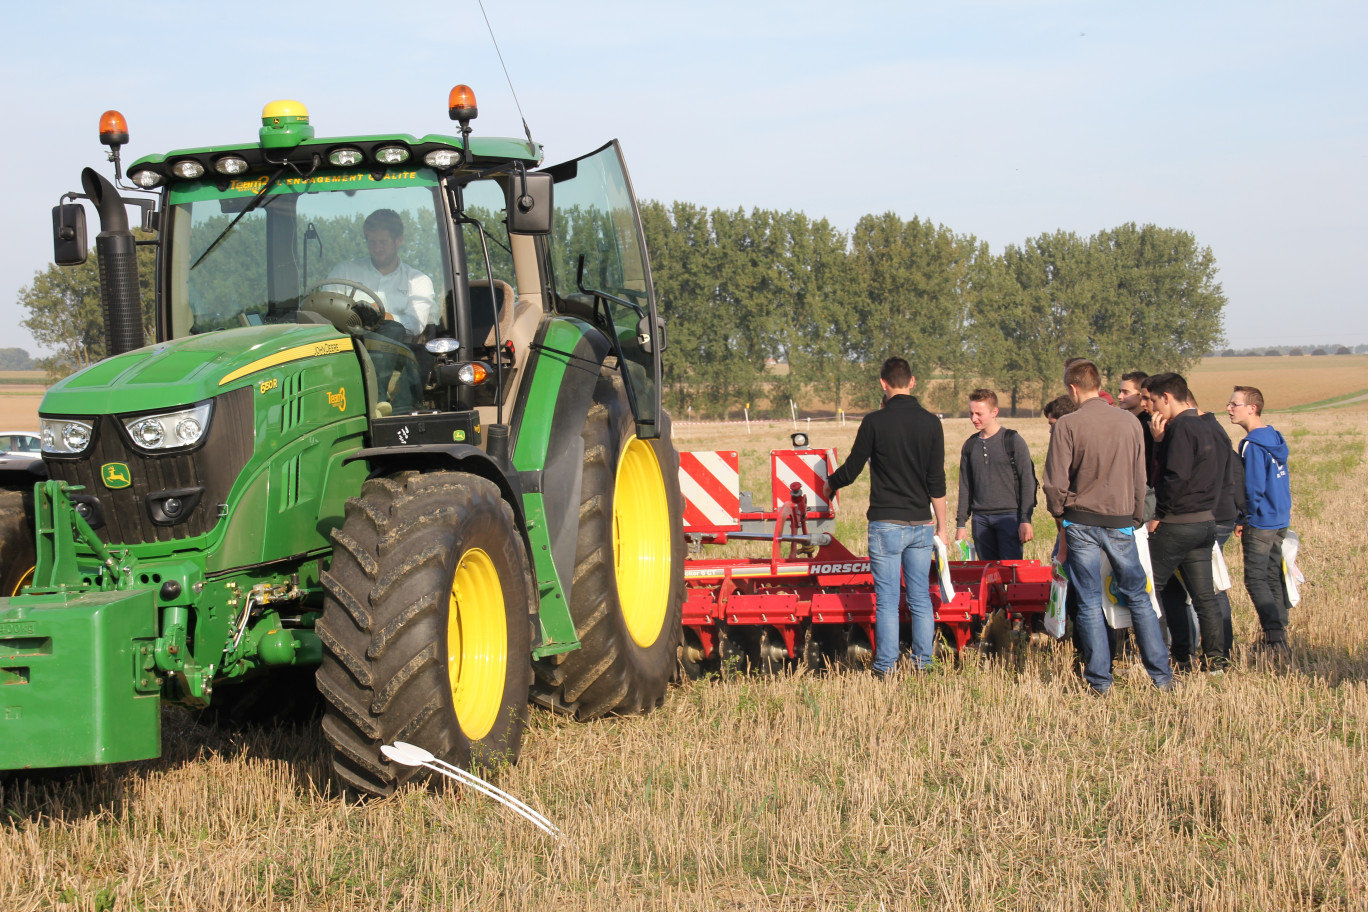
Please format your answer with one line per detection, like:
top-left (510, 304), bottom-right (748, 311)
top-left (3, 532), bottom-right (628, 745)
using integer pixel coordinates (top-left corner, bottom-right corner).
top-left (317, 471), bottom-right (534, 797)
top-left (0, 490), bottom-right (36, 597)
top-left (534, 373), bottom-right (685, 719)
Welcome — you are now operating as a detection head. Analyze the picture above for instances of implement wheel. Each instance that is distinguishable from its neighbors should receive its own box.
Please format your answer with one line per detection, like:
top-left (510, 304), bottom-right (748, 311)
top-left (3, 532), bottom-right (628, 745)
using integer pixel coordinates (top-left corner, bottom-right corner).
top-left (317, 471), bottom-right (534, 797)
top-left (0, 490), bottom-right (36, 597)
top-left (534, 373), bottom-right (684, 719)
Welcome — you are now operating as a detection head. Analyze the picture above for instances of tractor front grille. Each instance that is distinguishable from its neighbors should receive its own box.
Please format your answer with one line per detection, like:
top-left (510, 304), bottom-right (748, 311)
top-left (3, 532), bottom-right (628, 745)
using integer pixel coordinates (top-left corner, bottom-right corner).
top-left (44, 387), bottom-right (254, 546)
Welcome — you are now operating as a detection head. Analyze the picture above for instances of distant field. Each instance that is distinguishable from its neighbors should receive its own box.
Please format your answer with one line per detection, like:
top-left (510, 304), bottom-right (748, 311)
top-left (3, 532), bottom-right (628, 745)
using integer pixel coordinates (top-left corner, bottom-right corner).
top-left (1187, 354), bottom-right (1368, 412)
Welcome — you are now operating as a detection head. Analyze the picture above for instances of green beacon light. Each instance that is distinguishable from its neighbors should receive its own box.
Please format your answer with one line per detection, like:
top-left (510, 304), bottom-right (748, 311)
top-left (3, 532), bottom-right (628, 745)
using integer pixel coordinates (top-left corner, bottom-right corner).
top-left (259, 99), bottom-right (314, 149)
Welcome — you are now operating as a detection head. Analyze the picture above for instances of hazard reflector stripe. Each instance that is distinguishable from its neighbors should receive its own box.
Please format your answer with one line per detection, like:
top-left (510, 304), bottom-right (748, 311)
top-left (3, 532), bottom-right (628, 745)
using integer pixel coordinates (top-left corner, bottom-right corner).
top-left (679, 450), bottom-right (740, 531)
top-left (772, 449), bottom-right (835, 513)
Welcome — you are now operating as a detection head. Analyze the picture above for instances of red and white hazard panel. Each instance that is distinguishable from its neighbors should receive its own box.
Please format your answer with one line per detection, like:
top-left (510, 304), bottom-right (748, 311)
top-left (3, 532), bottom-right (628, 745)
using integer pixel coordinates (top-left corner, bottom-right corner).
top-left (679, 450), bottom-right (741, 532)
top-left (771, 448), bottom-right (838, 517)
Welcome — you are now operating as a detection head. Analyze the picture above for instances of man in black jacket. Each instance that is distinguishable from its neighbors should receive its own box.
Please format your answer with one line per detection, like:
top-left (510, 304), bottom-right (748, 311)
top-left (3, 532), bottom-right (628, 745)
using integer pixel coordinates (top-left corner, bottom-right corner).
top-left (824, 357), bottom-right (950, 675)
top-left (1146, 372), bottom-right (1229, 671)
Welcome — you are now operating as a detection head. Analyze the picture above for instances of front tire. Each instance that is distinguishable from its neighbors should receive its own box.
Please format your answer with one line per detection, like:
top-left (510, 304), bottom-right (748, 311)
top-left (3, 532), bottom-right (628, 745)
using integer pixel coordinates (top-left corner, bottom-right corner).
top-left (317, 471), bottom-right (534, 796)
top-left (534, 373), bottom-right (685, 719)
top-left (0, 490), bottom-right (36, 597)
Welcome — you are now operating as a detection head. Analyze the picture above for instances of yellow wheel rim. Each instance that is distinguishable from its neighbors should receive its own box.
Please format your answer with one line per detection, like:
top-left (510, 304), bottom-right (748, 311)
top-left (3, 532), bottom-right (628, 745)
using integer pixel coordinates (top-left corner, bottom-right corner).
top-left (446, 548), bottom-right (507, 741)
top-left (613, 438), bottom-right (673, 648)
top-left (9, 566), bottom-right (33, 598)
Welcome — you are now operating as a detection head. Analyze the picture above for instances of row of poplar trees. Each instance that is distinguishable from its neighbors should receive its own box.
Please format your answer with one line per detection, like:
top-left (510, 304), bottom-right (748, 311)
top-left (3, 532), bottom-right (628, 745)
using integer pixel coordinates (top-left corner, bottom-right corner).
top-left (639, 203), bottom-right (1226, 418)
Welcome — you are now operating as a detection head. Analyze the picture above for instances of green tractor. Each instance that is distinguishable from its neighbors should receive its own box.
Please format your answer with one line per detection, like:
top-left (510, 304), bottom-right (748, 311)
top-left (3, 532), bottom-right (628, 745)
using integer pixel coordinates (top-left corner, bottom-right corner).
top-left (0, 87), bottom-right (684, 796)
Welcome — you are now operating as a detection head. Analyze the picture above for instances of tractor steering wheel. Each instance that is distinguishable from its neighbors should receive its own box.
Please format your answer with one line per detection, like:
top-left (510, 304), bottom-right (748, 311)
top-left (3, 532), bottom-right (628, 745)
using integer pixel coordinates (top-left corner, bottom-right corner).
top-left (303, 278), bottom-right (388, 331)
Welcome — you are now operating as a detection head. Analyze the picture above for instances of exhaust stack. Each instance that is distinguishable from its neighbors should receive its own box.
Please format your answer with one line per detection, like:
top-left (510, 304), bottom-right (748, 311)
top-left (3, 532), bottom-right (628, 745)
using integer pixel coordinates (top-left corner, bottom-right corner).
top-left (80, 167), bottom-right (143, 357)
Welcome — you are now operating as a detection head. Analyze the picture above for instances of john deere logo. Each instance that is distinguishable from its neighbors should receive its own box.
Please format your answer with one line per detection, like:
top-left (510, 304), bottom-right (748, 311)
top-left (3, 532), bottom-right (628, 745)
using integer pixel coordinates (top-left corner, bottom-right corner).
top-left (101, 463), bottom-right (132, 489)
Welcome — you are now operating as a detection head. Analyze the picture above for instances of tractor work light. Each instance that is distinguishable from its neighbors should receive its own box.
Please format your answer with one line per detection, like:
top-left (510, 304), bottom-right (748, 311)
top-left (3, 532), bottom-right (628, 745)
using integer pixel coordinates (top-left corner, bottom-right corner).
top-left (129, 169), bottom-right (163, 189)
top-left (170, 159), bottom-right (206, 180)
top-left (98, 110), bottom-right (129, 147)
top-left (374, 145), bottom-right (410, 165)
top-left (122, 402), bottom-right (213, 452)
top-left (423, 148), bottom-right (462, 169)
top-left (40, 418), bottom-right (94, 455)
top-left (448, 84), bottom-right (478, 122)
top-left (214, 155), bottom-right (249, 175)
top-left (425, 337), bottom-right (460, 355)
top-left (328, 147), bottom-right (364, 167)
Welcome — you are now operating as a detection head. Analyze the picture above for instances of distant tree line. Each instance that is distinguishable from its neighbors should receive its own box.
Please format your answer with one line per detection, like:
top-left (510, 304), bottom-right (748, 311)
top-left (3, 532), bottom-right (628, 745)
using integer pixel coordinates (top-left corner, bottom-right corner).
top-left (1220, 345), bottom-right (1365, 357)
top-left (641, 205), bottom-right (1226, 417)
top-left (0, 348), bottom-right (35, 370)
top-left (16, 231), bottom-right (156, 379)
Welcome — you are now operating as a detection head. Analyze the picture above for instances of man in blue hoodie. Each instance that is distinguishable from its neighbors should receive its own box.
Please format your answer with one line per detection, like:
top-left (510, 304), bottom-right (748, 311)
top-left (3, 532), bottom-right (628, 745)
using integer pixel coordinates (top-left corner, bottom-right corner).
top-left (1227, 386), bottom-right (1292, 649)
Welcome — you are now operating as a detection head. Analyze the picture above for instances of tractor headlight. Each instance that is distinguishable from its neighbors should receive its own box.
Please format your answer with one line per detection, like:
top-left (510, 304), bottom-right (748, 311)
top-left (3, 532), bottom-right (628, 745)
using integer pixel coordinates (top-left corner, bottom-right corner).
top-left (328, 147), bottom-right (364, 167)
top-left (129, 169), bottom-right (163, 189)
top-left (214, 155), bottom-right (249, 175)
top-left (40, 418), bottom-right (95, 455)
top-left (423, 148), bottom-right (462, 169)
top-left (170, 159), bottom-right (206, 180)
top-left (374, 144), bottom-right (410, 165)
top-left (122, 402), bottom-right (213, 452)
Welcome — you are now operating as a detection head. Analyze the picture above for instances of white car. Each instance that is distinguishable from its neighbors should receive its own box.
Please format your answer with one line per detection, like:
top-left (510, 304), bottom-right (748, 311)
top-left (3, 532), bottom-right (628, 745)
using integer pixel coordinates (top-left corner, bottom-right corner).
top-left (0, 432), bottom-right (41, 456)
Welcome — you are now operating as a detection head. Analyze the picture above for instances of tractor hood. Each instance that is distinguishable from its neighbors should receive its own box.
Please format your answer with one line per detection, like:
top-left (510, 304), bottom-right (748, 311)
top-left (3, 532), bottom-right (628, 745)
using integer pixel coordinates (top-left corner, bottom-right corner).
top-left (41, 324), bottom-right (354, 416)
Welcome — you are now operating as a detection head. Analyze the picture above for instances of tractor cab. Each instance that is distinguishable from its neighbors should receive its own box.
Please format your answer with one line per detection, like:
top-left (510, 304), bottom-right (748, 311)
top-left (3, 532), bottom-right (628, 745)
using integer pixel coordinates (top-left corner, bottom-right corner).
top-left (56, 89), bottom-right (664, 441)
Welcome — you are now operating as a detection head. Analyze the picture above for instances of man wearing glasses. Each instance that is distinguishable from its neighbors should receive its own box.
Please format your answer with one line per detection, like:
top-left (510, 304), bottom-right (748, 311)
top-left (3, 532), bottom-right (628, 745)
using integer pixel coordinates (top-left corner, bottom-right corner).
top-left (1227, 386), bottom-right (1292, 652)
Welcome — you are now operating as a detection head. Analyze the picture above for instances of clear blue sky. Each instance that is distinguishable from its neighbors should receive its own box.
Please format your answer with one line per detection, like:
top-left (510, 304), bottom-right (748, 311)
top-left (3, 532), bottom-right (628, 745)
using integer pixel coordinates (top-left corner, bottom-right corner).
top-left (2, 0), bottom-right (1364, 355)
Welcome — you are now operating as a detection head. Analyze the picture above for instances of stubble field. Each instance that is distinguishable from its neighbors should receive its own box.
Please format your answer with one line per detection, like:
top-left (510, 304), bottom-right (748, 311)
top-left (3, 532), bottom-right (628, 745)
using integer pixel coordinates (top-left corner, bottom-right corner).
top-left (3, 393), bottom-right (1366, 911)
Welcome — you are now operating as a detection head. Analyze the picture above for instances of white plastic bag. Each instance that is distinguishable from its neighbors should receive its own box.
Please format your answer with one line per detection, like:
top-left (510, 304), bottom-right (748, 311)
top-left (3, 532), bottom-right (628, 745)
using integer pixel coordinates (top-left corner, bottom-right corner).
top-left (1130, 526), bottom-right (1164, 617)
top-left (933, 535), bottom-right (956, 602)
top-left (1211, 542), bottom-right (1232, 592)
top-left (1282, 529), bottom-right (1305, 607)
top-left (953, 537), bottom-right (978, 562)
top-left (1044, 559), bottom-right (1068, 639)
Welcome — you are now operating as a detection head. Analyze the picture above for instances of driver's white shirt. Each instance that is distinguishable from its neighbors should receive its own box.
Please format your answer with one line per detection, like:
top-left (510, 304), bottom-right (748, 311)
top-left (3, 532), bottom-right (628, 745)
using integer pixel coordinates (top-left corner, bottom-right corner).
top-left (327, 259), bottom-right (436, 337)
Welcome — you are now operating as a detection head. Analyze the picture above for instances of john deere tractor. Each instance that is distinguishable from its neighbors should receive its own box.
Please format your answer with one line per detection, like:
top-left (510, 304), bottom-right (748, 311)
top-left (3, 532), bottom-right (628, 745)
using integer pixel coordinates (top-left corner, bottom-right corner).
top-left (0, 87), bottom-right (684, 796)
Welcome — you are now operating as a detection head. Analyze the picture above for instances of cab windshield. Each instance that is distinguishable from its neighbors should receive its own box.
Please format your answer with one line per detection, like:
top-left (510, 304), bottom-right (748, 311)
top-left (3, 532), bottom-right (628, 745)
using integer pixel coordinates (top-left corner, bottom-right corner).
top-left (164, 169), bottom-right (450, 339)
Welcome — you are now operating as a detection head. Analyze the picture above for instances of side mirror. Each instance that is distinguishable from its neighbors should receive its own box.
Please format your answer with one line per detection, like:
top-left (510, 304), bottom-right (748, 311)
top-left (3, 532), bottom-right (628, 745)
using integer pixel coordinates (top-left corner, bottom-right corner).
top-left (52, 203), bottom-right (87, 266)
top-left (506, 171), bottom-right (553, 236)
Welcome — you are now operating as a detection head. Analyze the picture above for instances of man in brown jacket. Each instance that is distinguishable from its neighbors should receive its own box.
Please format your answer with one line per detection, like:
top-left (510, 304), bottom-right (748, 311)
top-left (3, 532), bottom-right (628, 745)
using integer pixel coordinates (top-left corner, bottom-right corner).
top-left (1043, 359), bottom-right (1173, 694)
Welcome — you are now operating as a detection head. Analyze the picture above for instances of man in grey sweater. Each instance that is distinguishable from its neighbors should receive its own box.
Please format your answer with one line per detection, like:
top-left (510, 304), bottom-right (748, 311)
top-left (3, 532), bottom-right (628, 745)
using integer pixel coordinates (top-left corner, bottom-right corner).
top-left (1043, 359), bottom-right (1173, 694)
top-left (956, 388), bottom-right (1036, 560)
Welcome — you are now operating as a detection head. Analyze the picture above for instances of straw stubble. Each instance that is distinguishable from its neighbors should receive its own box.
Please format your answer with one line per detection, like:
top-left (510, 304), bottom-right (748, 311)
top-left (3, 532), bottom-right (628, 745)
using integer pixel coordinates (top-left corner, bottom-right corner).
top-left (2, 410), bottom-right (1365, 911)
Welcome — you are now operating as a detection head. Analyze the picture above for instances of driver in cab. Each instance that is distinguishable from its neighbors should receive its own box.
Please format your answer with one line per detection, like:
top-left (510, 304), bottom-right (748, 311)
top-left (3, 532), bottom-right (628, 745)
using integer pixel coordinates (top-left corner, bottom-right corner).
top-left (326, 208), bottom-right (436, 341)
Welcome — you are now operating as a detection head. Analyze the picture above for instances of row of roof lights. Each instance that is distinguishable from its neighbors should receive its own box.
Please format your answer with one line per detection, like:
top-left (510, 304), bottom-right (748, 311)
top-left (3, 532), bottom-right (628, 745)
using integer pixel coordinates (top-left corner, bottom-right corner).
top-left (129, 144), bottom-right (462, 189)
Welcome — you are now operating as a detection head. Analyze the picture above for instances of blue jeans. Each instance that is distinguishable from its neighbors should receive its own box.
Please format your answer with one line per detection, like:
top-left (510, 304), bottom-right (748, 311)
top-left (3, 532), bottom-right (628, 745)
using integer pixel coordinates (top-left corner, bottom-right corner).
top-left (972, 513), bottom-right (1023, 561)
top-left (1064, 524), bottom-right (1172, 692)
top-left (868, 521), bottom-right (936, 673)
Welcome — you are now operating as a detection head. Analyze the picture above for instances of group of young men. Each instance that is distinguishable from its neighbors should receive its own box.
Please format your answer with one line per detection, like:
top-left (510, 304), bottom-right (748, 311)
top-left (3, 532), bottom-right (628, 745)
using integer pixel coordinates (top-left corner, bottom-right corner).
top-left (824, 357), bottom-right (1295, 688)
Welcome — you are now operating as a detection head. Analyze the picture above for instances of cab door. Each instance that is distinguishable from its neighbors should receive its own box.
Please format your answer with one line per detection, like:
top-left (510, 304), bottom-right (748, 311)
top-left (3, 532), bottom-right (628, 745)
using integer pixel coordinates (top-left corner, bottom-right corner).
top-left (542, 141), bottom-right (663, 439)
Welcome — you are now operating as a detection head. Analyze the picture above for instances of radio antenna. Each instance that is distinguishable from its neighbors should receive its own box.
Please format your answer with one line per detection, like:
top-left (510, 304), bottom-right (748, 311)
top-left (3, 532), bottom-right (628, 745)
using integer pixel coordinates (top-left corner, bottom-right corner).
top-left (478, 0), bottom-right (536, 154)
